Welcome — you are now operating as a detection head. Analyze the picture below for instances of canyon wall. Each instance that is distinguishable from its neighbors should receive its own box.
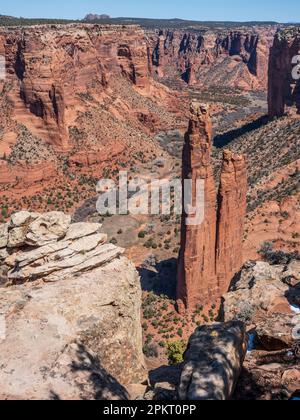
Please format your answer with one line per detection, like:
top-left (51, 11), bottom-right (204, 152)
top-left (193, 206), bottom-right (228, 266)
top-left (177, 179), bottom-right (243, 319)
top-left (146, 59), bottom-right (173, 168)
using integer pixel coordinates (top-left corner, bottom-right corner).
top-left (148, 27), bottom-right (276, 90)
top-left (177, 103), bottom-right (247, 313)
top-left (268, 27), bottom-right (300, 117)
top-left (0, 24), bottom-right (151, 152)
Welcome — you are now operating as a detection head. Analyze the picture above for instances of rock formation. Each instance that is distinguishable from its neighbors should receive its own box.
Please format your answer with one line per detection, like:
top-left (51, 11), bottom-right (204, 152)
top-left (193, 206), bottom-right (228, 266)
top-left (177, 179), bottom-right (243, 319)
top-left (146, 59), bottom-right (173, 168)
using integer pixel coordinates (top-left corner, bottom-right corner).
top-left (177, 103), bottom-right (218, 312)
top-left (0, 211), bottom-right (145, 399)
top-left (268, 27), bottom-right (300, 117)
top-left (178, 321), bottom-right (247, 400)
top-left (0, 24), bottom-right (151, 152)
top-left (216, 150), bottom-right (247, 295)
top-left (222, 259), bottom-right (300, 400)
top-left (223, 259), bottom-right (300, 351)
top-left (148, 27), bottom-right (276, 90)
top-left (84, 14), bottom-right (111, 21)
top-left (177, 104), bottom-right (247, 312)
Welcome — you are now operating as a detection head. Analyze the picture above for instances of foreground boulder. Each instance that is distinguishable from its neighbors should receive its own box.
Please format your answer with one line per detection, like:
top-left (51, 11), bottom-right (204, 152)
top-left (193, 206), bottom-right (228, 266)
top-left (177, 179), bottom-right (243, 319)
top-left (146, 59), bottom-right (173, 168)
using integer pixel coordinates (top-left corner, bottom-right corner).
top-left (178, 322), bottom-right (247, 400)
top-left (0, 212), bottom-right (145, 400)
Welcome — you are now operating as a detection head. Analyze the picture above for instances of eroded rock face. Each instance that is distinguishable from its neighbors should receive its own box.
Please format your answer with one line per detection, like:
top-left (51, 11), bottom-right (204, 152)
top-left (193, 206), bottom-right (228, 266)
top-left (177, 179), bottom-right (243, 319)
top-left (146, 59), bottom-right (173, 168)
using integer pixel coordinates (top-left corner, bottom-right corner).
top-left (148, 27), bottom-right (276, 90)
top-left (268, 27), bottom-right (300, 117)
top-left (178, 322), bottom-right (247, 400)
top-left (177, 104), bottom-right (247, 312)
top-left (0, 211), bottom-right (145, 399)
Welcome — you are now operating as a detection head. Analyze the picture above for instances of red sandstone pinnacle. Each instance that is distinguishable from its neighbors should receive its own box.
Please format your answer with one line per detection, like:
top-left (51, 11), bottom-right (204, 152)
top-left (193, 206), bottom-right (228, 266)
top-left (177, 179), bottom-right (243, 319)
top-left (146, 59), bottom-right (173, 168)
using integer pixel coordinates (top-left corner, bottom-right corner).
top-left (216, 150), bottom-right (247, 296)
top-left (177, 106), bottom-right (247, 314)
top-left (177, 102), bottom-right (218, 314)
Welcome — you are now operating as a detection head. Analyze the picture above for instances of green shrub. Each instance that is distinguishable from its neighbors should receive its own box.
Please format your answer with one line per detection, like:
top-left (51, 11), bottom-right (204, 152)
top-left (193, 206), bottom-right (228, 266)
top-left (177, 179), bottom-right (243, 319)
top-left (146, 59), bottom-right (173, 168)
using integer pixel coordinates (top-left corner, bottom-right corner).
top-left (167, 340), bottom-right (187, 365)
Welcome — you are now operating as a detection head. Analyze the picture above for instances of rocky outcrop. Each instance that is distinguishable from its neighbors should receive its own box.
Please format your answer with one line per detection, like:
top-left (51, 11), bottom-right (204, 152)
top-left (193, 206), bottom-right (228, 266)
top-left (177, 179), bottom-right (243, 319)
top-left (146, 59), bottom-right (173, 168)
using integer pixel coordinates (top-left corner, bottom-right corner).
top-left (268, 27), bottom-right (300, 117)
top-left (223, 260), bottom-right (300, 351)
top-left (0, 211), bottom-right (127, 282)
top-left (177, 104), bottom-right (247, 312)
top-left (178, 322), bottom-right (247, 400)
top-left (216, 150), bottom-right (247, 295)
top-left (148, 27), bottom-right (276, 90)
top-left (223, 259), bottom-right (300, 400)
top-left (0, 211), bottom-right (145, 399)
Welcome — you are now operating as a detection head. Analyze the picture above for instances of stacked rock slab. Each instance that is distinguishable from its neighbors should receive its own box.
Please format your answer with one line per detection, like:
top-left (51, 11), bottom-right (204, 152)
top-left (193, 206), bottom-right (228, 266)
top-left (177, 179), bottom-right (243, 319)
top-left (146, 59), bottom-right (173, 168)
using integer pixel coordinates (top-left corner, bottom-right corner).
top-left (177, 104), bottom-right (247, 313)
top-left (0, 211), bottom-right (145, 399)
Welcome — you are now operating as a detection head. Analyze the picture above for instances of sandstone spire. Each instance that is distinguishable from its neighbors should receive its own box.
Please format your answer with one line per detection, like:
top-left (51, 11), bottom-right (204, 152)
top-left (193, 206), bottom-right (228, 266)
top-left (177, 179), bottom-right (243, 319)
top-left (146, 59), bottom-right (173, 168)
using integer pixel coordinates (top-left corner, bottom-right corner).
top-left (177, 105), bottom-right (247, 313)
top-left (177, 102), bottom-right (218, 313)
top-left (216, 150), bottom-right (247, 295)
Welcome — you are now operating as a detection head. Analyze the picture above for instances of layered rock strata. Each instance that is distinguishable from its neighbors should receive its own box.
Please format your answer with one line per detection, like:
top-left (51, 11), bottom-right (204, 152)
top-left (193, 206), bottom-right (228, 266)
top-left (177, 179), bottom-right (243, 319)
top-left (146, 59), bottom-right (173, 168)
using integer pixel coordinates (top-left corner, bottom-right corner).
top-left (0, 211), bottom-right (145, 399)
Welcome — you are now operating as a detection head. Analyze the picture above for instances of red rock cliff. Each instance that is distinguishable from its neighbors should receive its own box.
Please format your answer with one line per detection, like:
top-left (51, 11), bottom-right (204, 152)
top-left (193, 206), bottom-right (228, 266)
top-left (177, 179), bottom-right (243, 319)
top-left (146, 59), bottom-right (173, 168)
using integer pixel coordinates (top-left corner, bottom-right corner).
top-left (0, 24), bottom-right (151, 151)
top-left (177, 105), bottom-right (247, 313)
top-left (148, 27), bottom-right (276, 90)
top-left (268, 27), bottom-right (300, 117)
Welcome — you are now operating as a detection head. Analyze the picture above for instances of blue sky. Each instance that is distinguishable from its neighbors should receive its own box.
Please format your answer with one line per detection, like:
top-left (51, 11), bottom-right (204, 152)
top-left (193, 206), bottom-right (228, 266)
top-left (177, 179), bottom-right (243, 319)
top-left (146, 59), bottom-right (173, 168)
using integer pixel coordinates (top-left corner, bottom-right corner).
top-left (1, 0), bottom-right (300, 22)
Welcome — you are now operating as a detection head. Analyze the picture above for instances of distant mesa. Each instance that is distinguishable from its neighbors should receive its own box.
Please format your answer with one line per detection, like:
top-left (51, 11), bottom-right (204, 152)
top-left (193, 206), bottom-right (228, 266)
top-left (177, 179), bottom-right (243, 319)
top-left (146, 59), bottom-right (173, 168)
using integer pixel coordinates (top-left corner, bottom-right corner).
top-left (84, 13), bottom-right (111, 22)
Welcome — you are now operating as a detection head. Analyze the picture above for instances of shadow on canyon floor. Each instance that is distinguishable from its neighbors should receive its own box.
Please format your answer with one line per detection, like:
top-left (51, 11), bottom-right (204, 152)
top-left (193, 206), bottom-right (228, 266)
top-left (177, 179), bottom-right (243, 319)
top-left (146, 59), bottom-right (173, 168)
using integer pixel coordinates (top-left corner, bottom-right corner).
top-left (138, 258), bottom-right (178, 300)
top-left (214, 115), bottom-right (268, 148)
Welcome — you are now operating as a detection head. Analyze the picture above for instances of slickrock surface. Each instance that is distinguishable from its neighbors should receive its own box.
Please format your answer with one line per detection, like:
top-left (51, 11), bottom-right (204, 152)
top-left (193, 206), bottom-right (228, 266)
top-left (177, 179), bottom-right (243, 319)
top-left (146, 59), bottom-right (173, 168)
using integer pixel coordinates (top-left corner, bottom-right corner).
top-left (0, 211), bottom-right (145, 399)
top-left (178, 322), bottom-right (247, 400)
top-left (148, 27), bottom-right (276, 90)
top-left (177, 103), bottom-right (247, 312)
top-left (268, 27), bottom-right (300, 117)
